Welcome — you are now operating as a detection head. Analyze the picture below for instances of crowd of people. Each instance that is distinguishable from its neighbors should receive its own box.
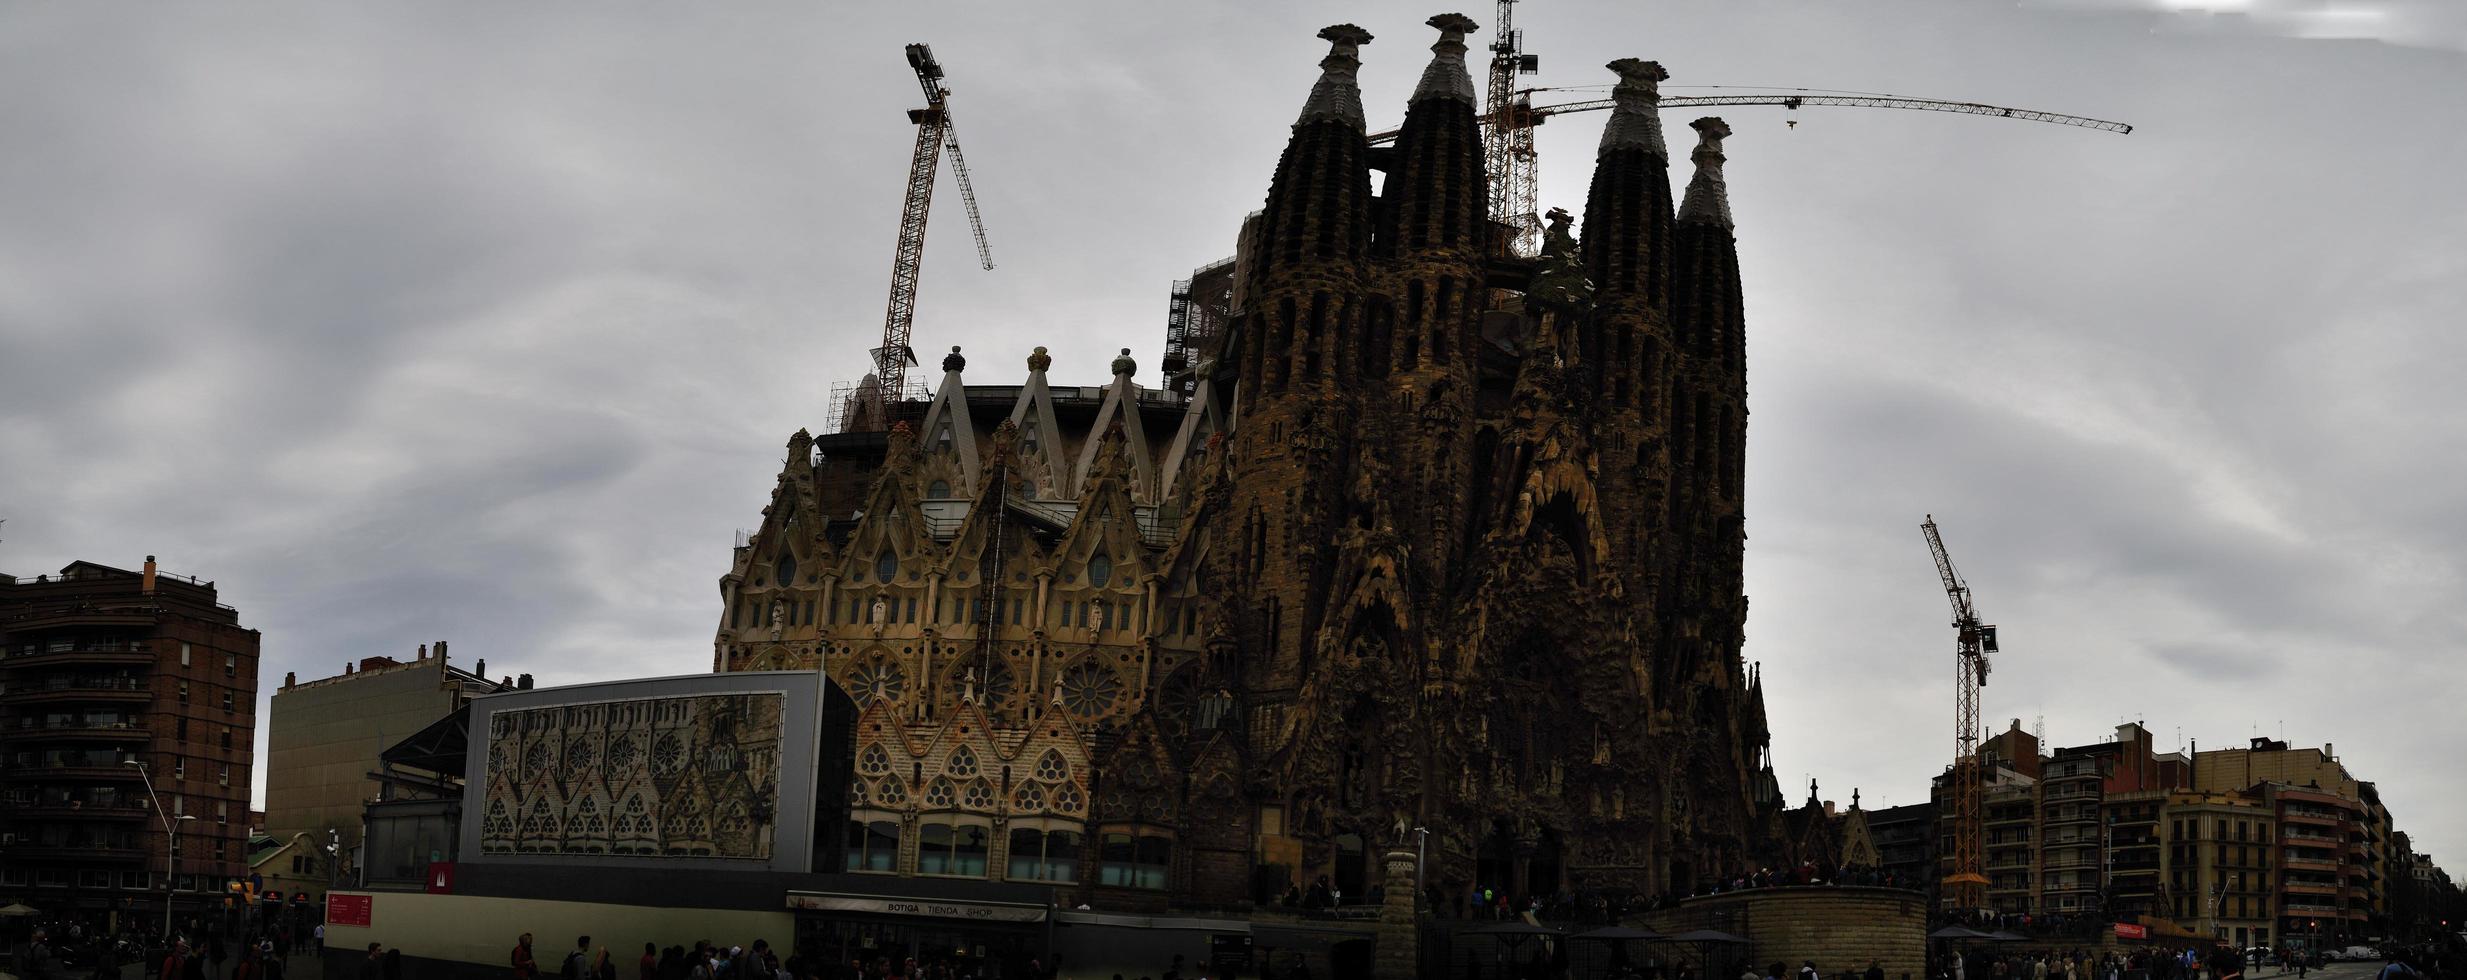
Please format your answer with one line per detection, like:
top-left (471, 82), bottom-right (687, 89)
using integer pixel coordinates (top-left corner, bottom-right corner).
top-left (9, 919), bottom-right (325, 980)
top-left (507, 931), bottom-right (1064, 980)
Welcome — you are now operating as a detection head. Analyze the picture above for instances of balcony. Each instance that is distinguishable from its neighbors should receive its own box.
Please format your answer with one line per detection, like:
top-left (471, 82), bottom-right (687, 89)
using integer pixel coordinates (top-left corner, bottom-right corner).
top-left (1, 679), bottom-right (151, 704)
top-left (0, 762), bottom-right (144, 782)
top-left (2282, 880), bottom-right (2339, 896)
top-left (2282, 809), bottom-right (2344, 827)
top-left (2286, 857), bottom-right (2337, 873)
top-left (0, 840), bottom-right (147, 862)
top-left (0, 721), bottom-right (149, 743)
top-left (0, 644), bottom-right (156, 669)
top-left (1, 801), bottom-right (150, 821)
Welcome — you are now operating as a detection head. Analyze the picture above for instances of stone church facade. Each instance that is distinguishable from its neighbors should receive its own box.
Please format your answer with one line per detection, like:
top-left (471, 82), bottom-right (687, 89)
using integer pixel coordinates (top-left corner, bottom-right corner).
top-left (714, 16), bottom-right (1784, 912)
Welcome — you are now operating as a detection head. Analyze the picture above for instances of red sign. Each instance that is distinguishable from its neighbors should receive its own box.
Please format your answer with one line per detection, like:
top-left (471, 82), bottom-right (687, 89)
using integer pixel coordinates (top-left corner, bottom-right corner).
top-left (425, 862), bottom-right (456, 895)
top-left (328, 893), bottom-right (373, 928)
top-left (2114, 923), bottom-right (2148, 940)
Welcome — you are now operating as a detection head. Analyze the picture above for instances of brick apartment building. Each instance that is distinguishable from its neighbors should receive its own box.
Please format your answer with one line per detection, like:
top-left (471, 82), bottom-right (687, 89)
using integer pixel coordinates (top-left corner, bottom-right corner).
top-left (1, 557), bottom-right (260, 924)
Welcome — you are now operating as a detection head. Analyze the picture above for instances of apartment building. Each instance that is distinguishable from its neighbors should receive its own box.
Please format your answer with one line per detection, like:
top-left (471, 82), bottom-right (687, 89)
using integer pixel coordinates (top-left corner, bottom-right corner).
top-left (1, 558), bottom-right (261, 921)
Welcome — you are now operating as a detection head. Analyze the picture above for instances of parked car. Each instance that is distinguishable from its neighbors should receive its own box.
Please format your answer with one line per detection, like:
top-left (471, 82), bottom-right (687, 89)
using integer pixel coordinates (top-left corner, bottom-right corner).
top-left (2334, 946), bottom-right (2380, 962)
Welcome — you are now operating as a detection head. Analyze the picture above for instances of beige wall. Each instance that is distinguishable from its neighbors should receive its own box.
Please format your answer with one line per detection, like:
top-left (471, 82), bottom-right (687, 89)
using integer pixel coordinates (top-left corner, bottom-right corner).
top-left (266, 662), bottom-right (464, 887)
top-left (323, 891), bottom-right (794, 968)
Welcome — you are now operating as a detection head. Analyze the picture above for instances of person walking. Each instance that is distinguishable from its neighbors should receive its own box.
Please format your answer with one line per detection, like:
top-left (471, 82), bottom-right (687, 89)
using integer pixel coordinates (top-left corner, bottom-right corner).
top-left (641, 944), bottom-right (659, 980)
top-left (513, 935), bottom-right (539, 980)
top-left (357, 945), bottom-right (384, 980)
top-left (160, 940), bottom-right (191, 980)
top-left (562, 939), bottom-right (593, 980)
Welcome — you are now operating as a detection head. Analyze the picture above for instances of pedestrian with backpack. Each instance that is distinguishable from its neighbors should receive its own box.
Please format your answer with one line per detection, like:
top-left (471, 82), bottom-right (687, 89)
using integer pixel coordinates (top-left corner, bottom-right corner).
top-left (563, 937), bottom-right (594, 980)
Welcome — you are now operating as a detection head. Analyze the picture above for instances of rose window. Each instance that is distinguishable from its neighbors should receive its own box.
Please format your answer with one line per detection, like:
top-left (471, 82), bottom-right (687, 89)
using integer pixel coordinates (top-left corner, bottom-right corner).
top-left (1052, 783), bottom-right (1084, 813)
top-left (523, 741), bottom-right (552, 774)
top-left (605, 736), bottom-right (638, 773)
top-left (924, 778), bottom-right (957, 808)
top-left (1012, 783), bottom-right (1046, 811)
top-left (875, 777), bottom-right (907, 806)
top-left (858, 743), bottom-right (891, 776)
top-left (651, 733), bottom-right (686, 776)
top-left (563, 740), bottom-right (597, 776)
top-left (962, 780), bottom-right (995, 810)
top-left (848, 659), bottom-right (907, 709)
top-left (947, 747), bottom-right (979, 777)
top-left (1057, 660), bottom-right (1123, 719)
top-left (1035, 749), bottom-right (1069, 782)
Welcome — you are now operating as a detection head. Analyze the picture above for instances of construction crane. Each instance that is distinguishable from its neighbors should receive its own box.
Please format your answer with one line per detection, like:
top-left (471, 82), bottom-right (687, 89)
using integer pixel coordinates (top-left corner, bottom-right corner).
top-left (858, 43), bottom-right (993, 432)
top-left (1484, 0), bottom-right (1543, 256)
top-left (1371, 57), bottom-right (2133, 259)
top-left (1922, 514), bottom-right (1998, 912)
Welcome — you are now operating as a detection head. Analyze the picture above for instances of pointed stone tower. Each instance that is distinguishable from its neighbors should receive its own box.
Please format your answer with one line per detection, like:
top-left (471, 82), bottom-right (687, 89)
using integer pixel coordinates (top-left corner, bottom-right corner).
top-left (1222, 24), bottom-right (1376, 696)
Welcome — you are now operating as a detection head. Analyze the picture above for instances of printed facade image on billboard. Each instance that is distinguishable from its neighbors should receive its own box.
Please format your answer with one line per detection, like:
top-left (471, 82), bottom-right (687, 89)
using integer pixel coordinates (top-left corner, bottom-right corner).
top-left (477, 692), bottom-right (784, 859)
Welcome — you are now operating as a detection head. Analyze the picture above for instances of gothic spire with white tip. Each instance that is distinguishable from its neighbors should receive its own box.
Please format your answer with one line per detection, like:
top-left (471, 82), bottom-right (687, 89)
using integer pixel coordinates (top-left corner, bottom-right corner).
top-left (1677, 116), bottom-right (1733, 228)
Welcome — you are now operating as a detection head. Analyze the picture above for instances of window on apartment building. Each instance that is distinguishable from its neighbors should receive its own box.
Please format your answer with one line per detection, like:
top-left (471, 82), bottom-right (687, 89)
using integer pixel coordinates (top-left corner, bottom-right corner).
top-left (220, 728), bottom-right (231, 749)
top-left (180, 643), bottom-right (191, 667)
top-left (221, 691), bottom-right (233, 712)
top-left (173, 757), bottom-right (185, 778)
top-left (2236, 821), bottom-right (2249, 842)
top-left (178, 682), bottom-right (189, 704)
top-left (219, 766), bottom-right (229, 787)
top-left (217, 801), bottom-right (227, 824)
top-left (224, 653), bottom-right (235, 678)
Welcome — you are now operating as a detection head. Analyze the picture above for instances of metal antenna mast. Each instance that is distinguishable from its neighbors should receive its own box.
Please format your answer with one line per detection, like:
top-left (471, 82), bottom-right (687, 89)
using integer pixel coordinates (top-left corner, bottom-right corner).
top-left (865, 43), bottom-right (993, 432)
top-left (1923, 514), bottom-right (1997, 912)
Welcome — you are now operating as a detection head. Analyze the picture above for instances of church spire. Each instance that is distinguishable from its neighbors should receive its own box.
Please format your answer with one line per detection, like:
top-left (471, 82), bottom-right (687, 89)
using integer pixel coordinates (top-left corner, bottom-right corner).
top-left (1677, 117), bottom-right (1733, 228)
top-left (1581, 58), bottom-right (1677, 309)
top-left (1296, 24), bottom-right (1374, 129)
top-left (1597, 58), bottom-right (1669, 158)
top-left (1379, 14), bottom-right (1487, 269)
top-left (1244, 24), bottom-right (1377, 394)
top-left (1409, 13), bottom-right (1478, 106)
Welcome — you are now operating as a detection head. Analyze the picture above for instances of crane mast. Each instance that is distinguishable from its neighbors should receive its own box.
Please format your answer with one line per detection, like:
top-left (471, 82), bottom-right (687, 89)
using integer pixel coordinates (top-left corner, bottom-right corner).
top-left (1484, 0), bottom-right (1541, 256)
top-left (863, 43), bottom-right (993, 432)
top-left (1923, 515), bottom-right (1997, 911)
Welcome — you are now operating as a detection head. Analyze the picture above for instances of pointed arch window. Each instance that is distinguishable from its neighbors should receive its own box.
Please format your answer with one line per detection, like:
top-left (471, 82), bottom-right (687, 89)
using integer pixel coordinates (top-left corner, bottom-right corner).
top-left (776, 551), bottom-right (799, 591)
top-left (924, 777), bottom-right (958, 809)
top-left (876, 551), bottom-right (899, 583)
top-left (1035, 749), bottom-right (1069, 782)
top-left (928, 480), bottom-right (952, 499)
top-left (1088, 552), bottom-right (1114, 589)
top-left (947, 747), bottom-right (979, 778)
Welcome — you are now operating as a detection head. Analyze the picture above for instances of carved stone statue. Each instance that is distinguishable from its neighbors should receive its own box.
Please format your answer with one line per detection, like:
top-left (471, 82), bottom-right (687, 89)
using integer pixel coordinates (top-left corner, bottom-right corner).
top-left (1526, 207), bottom-right (1594, 311)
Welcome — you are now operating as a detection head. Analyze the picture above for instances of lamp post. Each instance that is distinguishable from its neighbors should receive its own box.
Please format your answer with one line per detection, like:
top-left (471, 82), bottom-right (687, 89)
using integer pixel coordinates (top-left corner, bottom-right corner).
top-left (125, 760), bottom-right (198, 943)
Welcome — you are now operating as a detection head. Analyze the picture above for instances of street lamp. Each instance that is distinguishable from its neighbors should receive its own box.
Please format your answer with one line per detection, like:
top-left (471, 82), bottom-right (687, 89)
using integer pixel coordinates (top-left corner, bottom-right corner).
top-left (125, 760), bottom-right (198, 943)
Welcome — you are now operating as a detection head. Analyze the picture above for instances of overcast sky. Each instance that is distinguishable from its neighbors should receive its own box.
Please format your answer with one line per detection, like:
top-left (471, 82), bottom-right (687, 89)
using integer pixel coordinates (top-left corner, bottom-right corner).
top-left (3, 0), bottom-right (2462, 866)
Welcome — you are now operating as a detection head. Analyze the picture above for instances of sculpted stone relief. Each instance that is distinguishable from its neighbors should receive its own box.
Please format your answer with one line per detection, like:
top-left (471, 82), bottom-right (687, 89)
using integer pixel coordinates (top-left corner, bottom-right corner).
top-left (480, 692), bottom-right (784, 860)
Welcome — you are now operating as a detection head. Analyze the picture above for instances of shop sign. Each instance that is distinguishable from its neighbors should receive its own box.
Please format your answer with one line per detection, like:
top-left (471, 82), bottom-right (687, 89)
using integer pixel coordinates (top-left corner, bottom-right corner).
top-left (329, 893), bottom-right (373, 927)
top-left (786, 892), bottom-right (1045, 923)
top-left (1210, 935), bottom-right (1253, 970)
top-left (2114, 923), bottom-right (2147, 940)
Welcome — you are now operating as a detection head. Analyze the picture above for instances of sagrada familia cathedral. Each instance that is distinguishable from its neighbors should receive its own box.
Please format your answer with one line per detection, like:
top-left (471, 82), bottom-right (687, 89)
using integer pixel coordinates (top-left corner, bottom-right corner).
top-left (714, 15), bottom-right (1786, 912)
